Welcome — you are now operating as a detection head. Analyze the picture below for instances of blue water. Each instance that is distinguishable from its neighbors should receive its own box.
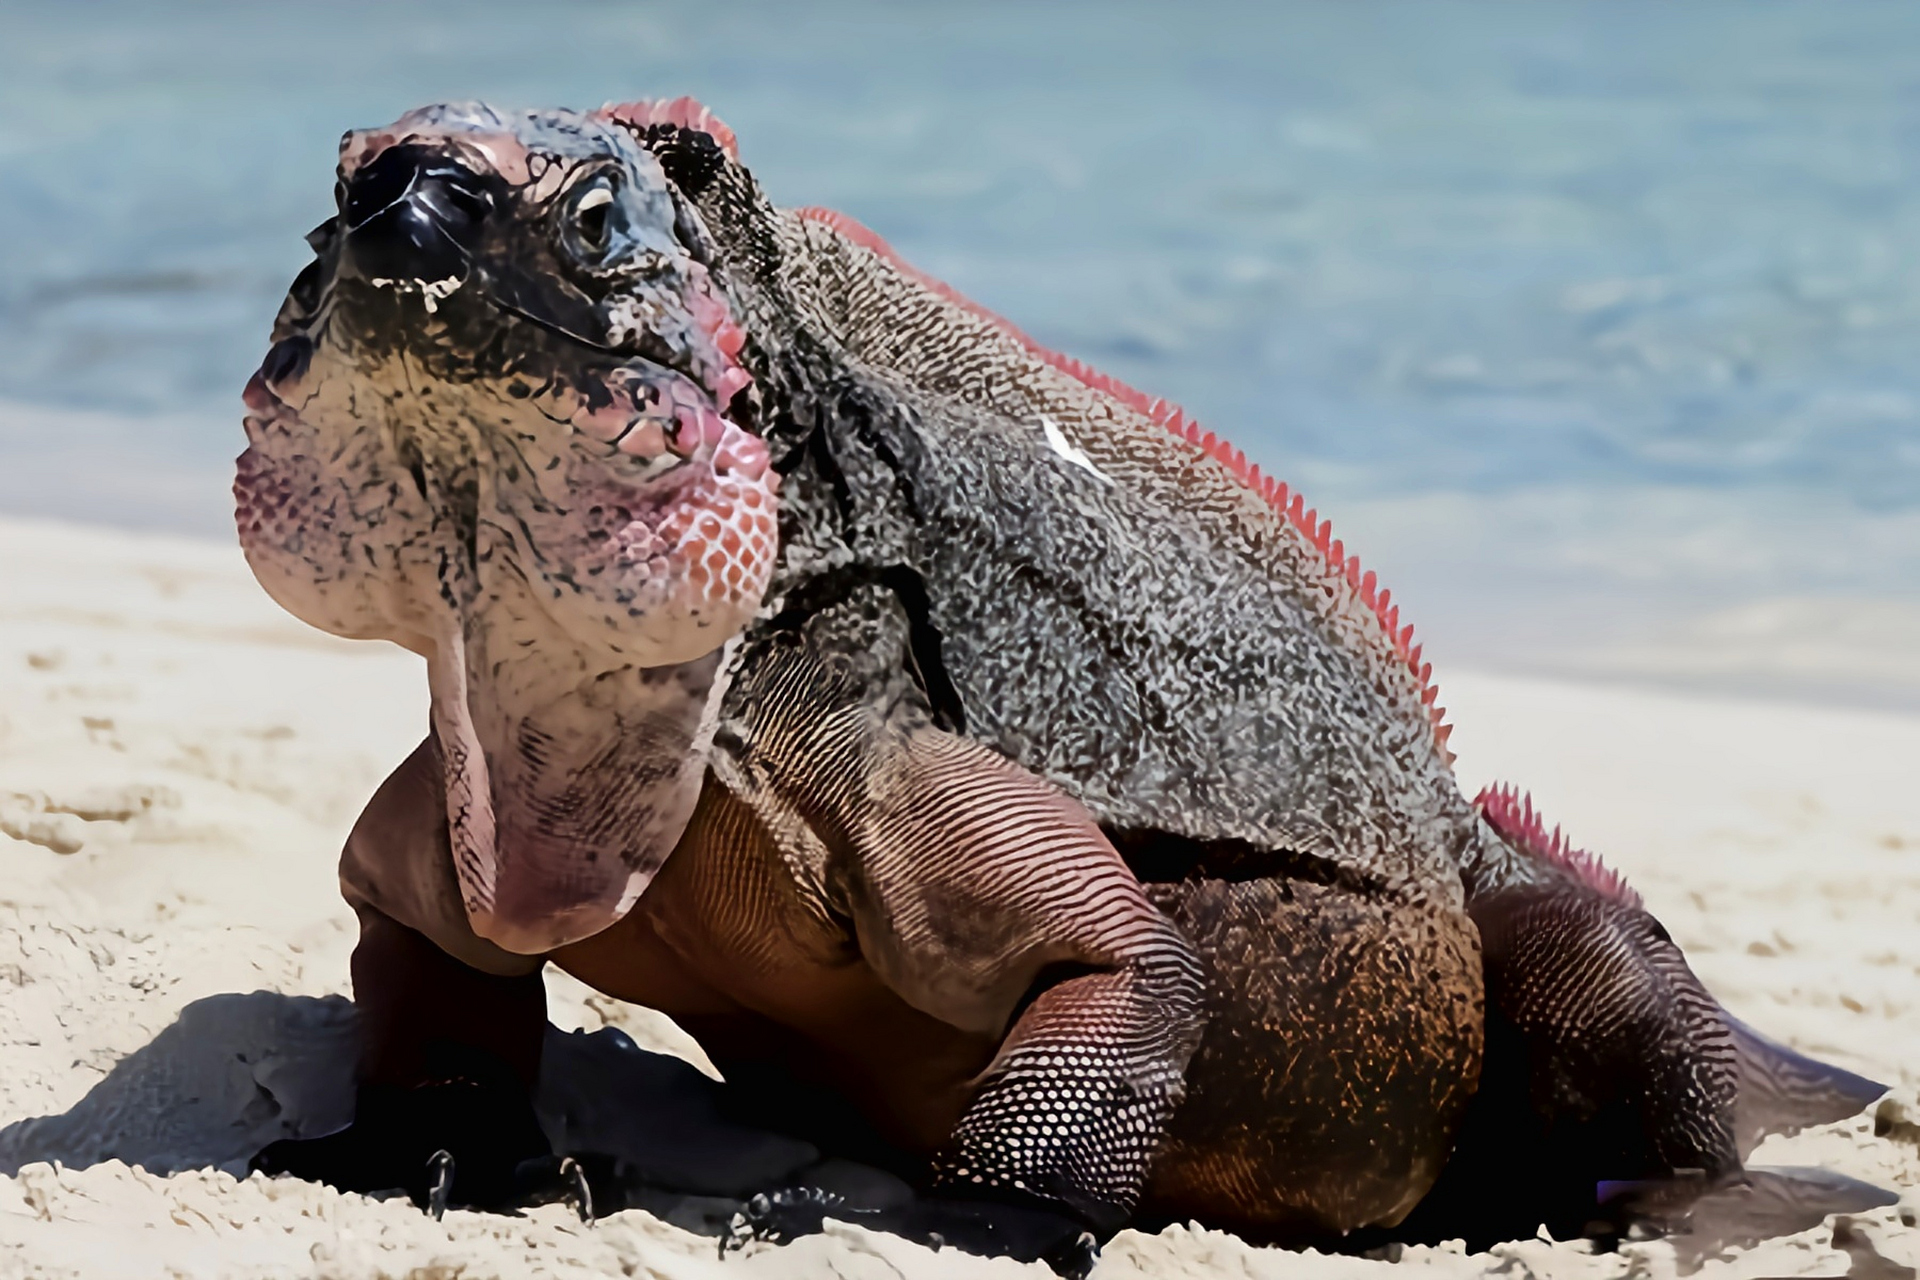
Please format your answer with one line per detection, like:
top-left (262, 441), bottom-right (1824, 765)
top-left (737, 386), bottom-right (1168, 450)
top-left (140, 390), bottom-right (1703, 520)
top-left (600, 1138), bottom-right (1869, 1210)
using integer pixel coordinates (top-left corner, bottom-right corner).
top-left (3, 1), bottom-right (1918, 692)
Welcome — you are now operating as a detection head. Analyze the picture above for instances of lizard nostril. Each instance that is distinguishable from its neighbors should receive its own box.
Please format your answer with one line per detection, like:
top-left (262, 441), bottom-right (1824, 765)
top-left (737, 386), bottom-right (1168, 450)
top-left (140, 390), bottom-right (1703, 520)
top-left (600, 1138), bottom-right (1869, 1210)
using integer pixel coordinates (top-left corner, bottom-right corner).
top-left (262, 335), bottom-right (313, 387)
top-left (339, 144), bottom-right (491, 284)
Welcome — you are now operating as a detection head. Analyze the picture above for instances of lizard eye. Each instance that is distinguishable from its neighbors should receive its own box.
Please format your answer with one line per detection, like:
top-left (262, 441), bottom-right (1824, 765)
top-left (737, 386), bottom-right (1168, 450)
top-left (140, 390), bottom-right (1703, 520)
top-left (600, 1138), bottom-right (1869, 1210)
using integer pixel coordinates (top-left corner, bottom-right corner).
top-left (564, 174), bottom-right (618, 258)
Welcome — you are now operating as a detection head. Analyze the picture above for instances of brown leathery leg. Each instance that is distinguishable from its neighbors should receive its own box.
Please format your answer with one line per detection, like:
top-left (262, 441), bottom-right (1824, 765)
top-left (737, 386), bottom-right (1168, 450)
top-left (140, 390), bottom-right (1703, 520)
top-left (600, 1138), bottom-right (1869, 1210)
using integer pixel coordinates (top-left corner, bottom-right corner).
top-left (335, 735), bottom-right (552, 1093)
top-left (1462, 788), bottom-right (1740, 1186)
top-left (351, 907), bottom-right (548, 1093)
top-left (1391, 797), bottom-right (1748, 1246)
top-left (558, 769), bottom-right (1003, 1169)
top-left (727, 639), bottom-right (1207, 1233)
top-left (1395, 795), bottom-right (1885, 1248)
top-left (1138, 875), bottom-right (1484, 1240)
top-left (837, 725), bottom-right (1205, 1228)
top-left (1471, 882), bottom-right (1738, 1181)
top-left (1382, 876), bottom-right (1741, 1248)
top-left (250, 905), bottom-right (554, 1208)
top-left (252, 739), bottom-right (554, 1209)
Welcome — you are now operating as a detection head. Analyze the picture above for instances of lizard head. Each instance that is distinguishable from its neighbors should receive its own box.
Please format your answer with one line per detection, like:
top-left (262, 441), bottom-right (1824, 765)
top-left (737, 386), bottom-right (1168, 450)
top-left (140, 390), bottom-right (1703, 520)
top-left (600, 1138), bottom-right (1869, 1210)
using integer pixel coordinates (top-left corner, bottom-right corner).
top-left (235, 101), bottom-right (776, 953)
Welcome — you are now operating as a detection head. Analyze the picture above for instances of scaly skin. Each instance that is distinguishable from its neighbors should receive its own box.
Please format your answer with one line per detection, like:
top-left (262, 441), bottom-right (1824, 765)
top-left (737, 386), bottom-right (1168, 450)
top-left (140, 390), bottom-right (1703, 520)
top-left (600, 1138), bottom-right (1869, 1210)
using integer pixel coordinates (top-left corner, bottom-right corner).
top-left (238, 97), bottom-right (1886, 1267)
top-left (235, 104), bottom-right (776, 954)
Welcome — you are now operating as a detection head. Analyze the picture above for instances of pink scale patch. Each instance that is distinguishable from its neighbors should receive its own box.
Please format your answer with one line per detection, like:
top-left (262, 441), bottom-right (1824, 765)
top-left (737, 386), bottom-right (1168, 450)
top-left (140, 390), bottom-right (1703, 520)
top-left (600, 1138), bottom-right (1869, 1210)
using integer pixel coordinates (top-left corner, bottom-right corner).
top-left (591, 100), bottom-right (755, 413)
top-left (1475, 783), bottom-right (1642, 908)
top-left (596, 96), bottom-right (739, 160)
top-left (682, 431), bottom-right (777, 610)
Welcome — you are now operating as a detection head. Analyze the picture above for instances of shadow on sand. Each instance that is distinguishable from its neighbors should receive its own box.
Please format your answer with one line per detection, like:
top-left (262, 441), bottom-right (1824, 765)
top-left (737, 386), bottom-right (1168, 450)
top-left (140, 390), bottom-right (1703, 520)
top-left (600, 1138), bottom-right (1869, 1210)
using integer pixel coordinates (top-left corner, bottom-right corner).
top-left (0, 991), bottom-right (1903, 1270)
top-left (0, 990), bottom-right (910, 1236)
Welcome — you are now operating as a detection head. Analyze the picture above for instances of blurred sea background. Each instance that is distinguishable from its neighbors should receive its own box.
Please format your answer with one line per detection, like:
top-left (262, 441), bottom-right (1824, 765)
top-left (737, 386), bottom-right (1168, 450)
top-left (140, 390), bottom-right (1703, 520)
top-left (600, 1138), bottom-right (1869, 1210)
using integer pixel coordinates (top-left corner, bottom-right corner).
top-left (2, 0), bottom-right (1917, 708)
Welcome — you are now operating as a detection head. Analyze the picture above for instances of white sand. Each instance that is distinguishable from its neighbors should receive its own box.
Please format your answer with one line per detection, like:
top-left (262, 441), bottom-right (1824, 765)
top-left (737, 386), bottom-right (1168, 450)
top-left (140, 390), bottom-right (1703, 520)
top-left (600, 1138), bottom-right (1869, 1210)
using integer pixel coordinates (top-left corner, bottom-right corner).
top-left (0, 513), bottom-right (1913, 1279)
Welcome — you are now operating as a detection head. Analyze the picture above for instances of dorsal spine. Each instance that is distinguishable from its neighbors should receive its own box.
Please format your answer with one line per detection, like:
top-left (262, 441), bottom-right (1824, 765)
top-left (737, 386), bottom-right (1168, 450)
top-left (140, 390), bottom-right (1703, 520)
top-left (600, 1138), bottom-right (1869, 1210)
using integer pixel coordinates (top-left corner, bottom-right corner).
top-left (603, 95), bottom-right (1454, 763)
top-left (796, 204), bottom-right (1453, 759)
top-left (1475, 783), bottom-right (1642, 907)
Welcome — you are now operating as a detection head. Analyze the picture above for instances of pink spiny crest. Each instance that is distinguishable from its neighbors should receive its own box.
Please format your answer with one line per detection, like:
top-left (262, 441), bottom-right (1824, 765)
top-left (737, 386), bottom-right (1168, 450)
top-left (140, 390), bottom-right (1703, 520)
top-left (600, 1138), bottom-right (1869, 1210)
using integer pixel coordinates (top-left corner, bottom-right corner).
top-left (597, 96), bottom-right (740, 160)
top-left (1474, 784), bottom-right (1642, 908)
top-left (790, 199), bottom-right (1455, 761)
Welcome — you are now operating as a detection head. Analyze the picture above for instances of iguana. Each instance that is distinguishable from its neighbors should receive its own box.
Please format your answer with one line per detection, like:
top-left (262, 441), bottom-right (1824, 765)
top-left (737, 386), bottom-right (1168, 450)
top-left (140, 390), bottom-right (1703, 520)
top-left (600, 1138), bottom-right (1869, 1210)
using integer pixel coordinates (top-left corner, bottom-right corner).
top-left (233, 98), bottom-right (1886, 1271)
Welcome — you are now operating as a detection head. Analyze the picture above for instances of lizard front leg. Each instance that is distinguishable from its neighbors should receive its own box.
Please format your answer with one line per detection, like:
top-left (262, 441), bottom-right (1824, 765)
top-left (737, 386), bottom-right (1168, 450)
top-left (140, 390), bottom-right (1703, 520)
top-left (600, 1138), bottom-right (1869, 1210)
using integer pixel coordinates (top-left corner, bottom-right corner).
top-left (251, 738), bottom-right (561, 1214)
top-left (721, 648), bottom-right (1206, 1272)
top-left (863, 734), bottom-right (1206, 1231)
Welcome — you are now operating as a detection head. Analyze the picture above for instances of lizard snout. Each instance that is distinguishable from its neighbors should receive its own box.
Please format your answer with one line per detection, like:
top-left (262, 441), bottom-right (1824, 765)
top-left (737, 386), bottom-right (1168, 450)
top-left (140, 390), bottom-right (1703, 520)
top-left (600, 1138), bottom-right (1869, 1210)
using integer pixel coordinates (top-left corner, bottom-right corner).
top-left (338, 143), bottom-right (490, 287)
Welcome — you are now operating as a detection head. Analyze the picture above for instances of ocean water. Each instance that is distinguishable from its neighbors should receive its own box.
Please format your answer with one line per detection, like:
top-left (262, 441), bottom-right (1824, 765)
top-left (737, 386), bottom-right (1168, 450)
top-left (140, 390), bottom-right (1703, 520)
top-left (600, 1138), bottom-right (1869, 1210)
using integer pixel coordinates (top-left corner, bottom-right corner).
top-left (2, 1), bottom-right (1917, 704)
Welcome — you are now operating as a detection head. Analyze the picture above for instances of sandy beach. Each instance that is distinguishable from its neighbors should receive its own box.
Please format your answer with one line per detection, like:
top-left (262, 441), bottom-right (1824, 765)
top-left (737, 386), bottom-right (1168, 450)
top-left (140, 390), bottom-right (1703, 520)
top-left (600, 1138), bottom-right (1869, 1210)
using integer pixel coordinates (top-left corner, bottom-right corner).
top-left (0, 511), bottom-right (1914, 1279)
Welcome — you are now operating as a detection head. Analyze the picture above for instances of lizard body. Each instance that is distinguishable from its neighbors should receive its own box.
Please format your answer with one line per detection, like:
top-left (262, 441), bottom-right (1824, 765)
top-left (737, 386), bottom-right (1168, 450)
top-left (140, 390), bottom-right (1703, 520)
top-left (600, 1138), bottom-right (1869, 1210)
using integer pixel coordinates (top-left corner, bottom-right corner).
top-left (235, 98), bottom-right (1885, 1268)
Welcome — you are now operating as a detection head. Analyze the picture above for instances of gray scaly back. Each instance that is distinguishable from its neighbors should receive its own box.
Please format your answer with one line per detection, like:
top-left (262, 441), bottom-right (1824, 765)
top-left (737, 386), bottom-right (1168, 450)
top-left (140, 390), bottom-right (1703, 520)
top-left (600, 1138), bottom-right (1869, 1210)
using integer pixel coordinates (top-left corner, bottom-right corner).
top-left (612, 107), bottom-right (1488, 909)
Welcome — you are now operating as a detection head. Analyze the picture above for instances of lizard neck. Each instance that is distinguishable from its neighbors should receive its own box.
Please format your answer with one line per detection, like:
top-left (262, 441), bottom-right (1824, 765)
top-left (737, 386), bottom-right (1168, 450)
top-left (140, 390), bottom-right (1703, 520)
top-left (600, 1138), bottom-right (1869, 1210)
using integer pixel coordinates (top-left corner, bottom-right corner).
top-left (426, 578), bottom-right (730, 954)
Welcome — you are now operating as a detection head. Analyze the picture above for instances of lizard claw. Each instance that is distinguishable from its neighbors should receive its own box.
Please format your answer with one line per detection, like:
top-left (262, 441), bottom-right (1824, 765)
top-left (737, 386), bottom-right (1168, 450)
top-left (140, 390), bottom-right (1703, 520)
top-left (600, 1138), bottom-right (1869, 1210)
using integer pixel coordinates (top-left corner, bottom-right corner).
top-left (720, 1186), bottom-right (856, 1257)
top-left (716, 1184), bottom-right (1098, 1277)
top-left (561, 1156), bottom-right (594, 1223)
top-left (512, 1154), bottom-right (598, 1223)
top-left (425, 1149), bottom-right (455, 1221)
top-left (252, 1053), bottom-right (553, 1216)
top-left (1048, 1230), bottom-right (1099, 1280)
